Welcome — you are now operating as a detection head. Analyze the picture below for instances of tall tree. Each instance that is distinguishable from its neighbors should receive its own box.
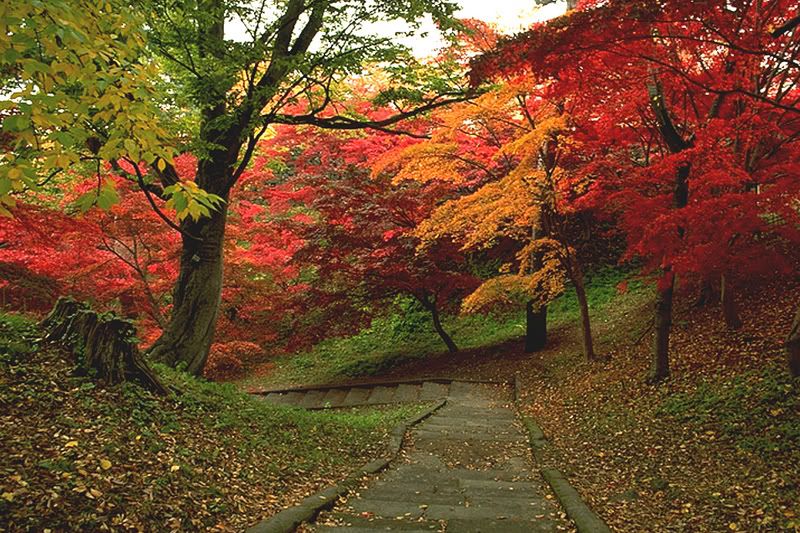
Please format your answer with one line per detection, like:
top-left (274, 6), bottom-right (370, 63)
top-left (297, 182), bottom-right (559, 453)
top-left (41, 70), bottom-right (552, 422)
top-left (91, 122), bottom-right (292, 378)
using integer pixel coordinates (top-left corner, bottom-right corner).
top-left (3, 0), bottom-right (475, 374)
top-left (472, 0), bottom-right (800, 379)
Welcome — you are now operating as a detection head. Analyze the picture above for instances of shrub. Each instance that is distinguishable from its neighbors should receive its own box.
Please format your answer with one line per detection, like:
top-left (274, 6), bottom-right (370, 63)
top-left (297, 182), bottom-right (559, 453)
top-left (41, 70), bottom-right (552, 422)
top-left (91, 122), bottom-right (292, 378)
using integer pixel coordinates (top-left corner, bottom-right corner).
top-left (204, 341), bottom-right (263, 381)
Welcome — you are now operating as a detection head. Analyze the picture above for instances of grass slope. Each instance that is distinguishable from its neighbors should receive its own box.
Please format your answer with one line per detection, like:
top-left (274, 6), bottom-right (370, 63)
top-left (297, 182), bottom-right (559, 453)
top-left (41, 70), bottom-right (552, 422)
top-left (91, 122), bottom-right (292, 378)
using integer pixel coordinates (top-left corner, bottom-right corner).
top-left (0, 313), bottom-right (423, 531)
top-left (244, 268), bottom-right (638, 389)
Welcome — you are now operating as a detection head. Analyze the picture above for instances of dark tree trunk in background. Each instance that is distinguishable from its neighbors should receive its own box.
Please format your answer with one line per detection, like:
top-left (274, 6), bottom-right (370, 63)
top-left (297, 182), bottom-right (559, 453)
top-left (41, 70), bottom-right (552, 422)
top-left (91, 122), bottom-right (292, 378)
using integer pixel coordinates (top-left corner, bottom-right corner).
top-left (525, 300), bottom-right (547, 353)
top-left (42, 298), bottom-right (166, 394)
top-left (149, 207), bottom-right (227, 374)
top-left (573, 272), bottom-right (596, 361)
top-left (787, 304), bottom-right (800, 377)
top-left (650, 271), bottom-right (674, 383)
top-left (720, 274), bottom-right (743, 330)
top-left (419, 294), bottom-right (458, 353)
top-left (647, 74), bottom-right (692, 384)
top-left (695, 280), bottom-right (717, 307)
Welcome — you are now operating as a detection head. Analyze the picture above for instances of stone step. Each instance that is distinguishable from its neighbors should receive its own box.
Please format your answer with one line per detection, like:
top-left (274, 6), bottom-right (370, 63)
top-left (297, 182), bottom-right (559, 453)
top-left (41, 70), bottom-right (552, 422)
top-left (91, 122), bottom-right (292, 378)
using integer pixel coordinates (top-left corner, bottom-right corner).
top-left (423, 502), bottom-right (546, 521)
top-left (458, 479), bottom-right (539, 492)
top-left (394, 383), bottom-right (421, 403)
top-left (352, 490), bottom-right (468, 505)
top-left (300, 389), bottom-right (327, 408)
top-left (263, 392), bottom-right (286, 404)
top-left (366, 385), bottom-right (397, 404)
top-left (370, 480), bottom-right (463, 495)
top-left (321, 388), bottom-right (349, 408)
top-left (341, 387), bottom-right (372, 407)
top-left (419, 381), bottom-right (449, 401)
top-left (347, 499), bottom-right (427, 519)
top-left (316, 513), bottom-right (439, 531)
top-left (385, 467), bottom-right (530, 483)
top-left (445, 518), bottom-right (558, 533)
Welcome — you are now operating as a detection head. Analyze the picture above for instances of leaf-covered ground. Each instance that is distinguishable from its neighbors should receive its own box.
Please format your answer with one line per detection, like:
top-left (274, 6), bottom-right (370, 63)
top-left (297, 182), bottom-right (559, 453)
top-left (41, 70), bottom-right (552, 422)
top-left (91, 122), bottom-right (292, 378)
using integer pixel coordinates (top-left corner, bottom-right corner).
top-left (0, 314), bottom-right (424, 531)
top-left (257, 272), bottom-right (800, 532)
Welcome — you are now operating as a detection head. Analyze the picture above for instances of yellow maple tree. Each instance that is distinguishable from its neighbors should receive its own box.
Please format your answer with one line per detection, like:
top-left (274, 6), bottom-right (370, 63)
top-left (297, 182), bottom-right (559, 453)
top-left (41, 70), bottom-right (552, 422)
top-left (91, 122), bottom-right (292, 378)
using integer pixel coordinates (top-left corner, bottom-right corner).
top-left (376, 78), bottom-right (598, 360)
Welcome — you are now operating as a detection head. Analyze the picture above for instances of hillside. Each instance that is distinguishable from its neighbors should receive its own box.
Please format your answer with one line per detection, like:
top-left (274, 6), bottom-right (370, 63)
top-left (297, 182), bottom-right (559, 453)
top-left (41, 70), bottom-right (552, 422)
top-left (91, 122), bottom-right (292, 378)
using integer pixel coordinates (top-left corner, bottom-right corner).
top-left (0, 314), bottom-right (424, 531)
top-left (245, 270), bottom-right (800, 532)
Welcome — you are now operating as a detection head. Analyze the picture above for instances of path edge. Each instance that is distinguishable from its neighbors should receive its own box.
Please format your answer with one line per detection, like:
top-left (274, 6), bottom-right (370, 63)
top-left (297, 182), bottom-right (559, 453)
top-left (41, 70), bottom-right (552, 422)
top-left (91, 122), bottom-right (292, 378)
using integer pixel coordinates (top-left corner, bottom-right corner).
top-left (244, 398), bottom-right (447, 533)
top-left (513, 374), bottom-right (611, 533)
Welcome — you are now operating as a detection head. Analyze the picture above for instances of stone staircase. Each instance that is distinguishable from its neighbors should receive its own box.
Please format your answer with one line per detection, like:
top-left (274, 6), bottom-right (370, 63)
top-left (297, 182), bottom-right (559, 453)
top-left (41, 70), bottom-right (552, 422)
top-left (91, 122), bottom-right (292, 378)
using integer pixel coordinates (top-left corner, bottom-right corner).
top-left (256, 379), bottom-right (490, 409)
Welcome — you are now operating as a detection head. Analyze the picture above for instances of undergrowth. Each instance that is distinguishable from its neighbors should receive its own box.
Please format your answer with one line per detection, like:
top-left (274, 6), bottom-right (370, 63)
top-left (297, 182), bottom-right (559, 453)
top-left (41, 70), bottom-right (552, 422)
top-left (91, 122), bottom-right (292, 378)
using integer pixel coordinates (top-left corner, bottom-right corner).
top-left (0, 311), bottom-right (425, 530)
top-left (659, 366), bottom-right (800, 457)
top-left (253, 266), bottom-right (645, 387)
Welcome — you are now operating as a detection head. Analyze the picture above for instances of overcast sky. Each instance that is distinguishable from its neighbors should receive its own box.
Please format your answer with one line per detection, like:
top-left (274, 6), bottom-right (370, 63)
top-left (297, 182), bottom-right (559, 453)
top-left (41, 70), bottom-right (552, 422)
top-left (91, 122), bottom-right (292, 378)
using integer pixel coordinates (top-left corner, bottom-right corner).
top-left (385, 0), bottom-right (568, 56)
top-left (227, 1), bottom-right (568, 57)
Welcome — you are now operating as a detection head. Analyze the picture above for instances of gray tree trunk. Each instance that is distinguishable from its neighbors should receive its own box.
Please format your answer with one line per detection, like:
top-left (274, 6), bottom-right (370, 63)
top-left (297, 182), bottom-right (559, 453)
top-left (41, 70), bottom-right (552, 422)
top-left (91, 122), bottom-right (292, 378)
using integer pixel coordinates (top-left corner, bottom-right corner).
top-left (149, 207), bottom-right (227, 374)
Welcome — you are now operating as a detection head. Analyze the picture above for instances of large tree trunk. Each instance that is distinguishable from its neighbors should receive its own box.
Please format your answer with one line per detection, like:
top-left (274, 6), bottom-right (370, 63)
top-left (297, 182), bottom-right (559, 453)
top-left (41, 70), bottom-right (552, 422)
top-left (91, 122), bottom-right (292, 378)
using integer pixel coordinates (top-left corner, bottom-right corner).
top-left (573, 272), bottom-right (596, 361)
top-left (650, 271), bottom-right (674, 384)
top-left (149, 207), bottom-right (227, 374)
top-left (787, 303), bottom-right (800, 377)
top-left (42, 297), bottom-right (166, 394)
top-left (720, 274), bottom-right (743, 330)
top-left (525, 300), bottom-right (547, 353)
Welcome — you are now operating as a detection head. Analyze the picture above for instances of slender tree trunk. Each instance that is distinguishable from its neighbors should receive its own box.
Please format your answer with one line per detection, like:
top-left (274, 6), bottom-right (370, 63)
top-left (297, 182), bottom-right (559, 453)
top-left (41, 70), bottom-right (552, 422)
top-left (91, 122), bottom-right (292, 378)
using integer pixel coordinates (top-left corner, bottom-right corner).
top-left (430, 303), bottom-right (458, 353)
top-left (573, 271), bottom-right (596, 361)
top-left (646, 74), bottom-right (692, 384)
top-left (720, 274), bottom-right (743, 330)
top-left (149, 206), bottom-right (227, 374)
top-left (650, 270), bottom-right (674, 383)
top-left (525, 300), bottom-right (547, 352)
top-left (419, 294), bottom-right (458, 353)
top-left (787, 303), bottom-right (800, 377)
top-left (695, 280), bottom-right (717, 307)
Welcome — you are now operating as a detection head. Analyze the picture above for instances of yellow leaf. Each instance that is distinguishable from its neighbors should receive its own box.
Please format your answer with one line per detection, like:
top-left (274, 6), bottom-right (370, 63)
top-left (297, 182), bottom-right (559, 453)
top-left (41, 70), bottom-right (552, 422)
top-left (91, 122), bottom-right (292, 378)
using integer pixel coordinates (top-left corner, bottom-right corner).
top-left (1, 492), bottom-right (13, 502)
top-left (100, 458), bottom-right (112, 470)
top-left (65, 440), bottom-right (78, 448)
top-left (729, 523), bottom-right (738, 530)
top-left (170, 465), bottom-right (180, 472)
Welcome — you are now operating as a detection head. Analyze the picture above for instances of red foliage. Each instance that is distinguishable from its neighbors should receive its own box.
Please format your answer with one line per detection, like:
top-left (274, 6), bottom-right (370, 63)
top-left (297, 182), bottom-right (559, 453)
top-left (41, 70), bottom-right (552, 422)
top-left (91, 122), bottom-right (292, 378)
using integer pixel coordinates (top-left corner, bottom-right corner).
top-left (204, 341), bottom-right (264, 381)
top-left (470, 0), bottom-right (800, 292)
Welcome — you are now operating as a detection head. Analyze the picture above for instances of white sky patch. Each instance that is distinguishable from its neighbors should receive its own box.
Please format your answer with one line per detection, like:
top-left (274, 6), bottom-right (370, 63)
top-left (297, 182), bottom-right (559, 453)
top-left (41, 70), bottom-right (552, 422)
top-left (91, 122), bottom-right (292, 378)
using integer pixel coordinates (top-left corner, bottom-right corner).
top-left (226, 0), bottom-right (568, 58)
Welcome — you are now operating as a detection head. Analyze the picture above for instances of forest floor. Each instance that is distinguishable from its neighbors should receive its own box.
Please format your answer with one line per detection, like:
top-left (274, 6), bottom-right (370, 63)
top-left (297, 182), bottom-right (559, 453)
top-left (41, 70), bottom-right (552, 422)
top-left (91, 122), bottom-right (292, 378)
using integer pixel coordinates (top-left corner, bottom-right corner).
top-left (0, 314), bottom-right (428, 532)
top-left (249, 273), bottom-right (800, 532)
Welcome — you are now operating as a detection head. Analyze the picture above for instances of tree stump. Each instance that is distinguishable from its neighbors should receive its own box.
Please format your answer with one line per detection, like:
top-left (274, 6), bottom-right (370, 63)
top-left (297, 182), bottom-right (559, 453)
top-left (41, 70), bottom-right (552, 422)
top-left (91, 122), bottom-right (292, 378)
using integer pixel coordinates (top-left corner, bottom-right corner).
top-left (41, 297), bottom-right (167, 394)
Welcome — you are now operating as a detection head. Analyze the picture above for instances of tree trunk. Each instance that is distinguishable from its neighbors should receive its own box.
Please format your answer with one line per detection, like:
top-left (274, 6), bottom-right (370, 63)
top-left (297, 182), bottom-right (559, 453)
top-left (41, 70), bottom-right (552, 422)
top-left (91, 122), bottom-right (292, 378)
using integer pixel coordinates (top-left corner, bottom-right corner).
top-left (525, 300), bottom-right (547, 353)
top-left (573, 272), bottom-right (596, 361)
top-left (430, 302), bottom-right (458, 353)
top-left (787, 303), bottom-right (800, 377)
top-left (419, 294), bottom-right (458, 353)
top-left (720, 274), bottom-right (743, 330)
top-left (148, 207), bottom-right (227, 374)
top-left (695, 280), bottom-right (717, 307)
top-left (42, 297), bottom-right (166, 394)
top-left (646, 74), bottom-right (692, 384)
top-left (650, 271), bottom-right (674, 384)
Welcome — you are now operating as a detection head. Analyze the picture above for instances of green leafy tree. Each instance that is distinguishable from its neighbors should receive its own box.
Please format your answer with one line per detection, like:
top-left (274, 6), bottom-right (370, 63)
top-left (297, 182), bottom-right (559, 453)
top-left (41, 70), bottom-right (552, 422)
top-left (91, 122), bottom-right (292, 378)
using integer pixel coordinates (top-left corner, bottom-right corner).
top-left (2, 0), bottom-right (474, 373)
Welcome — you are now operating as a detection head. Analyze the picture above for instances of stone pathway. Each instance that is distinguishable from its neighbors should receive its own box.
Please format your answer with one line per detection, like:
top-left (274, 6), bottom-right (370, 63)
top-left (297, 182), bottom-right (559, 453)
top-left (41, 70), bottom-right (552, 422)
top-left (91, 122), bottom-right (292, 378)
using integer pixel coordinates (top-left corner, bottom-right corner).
top-left (309, 382), bottom-right (570, 532)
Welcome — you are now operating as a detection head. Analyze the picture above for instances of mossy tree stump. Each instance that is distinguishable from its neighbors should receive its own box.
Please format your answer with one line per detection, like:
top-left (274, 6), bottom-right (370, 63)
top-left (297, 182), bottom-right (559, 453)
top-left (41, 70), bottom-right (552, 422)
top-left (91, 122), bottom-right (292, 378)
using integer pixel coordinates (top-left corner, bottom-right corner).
top-left (41, 297), bottom-right (167, 394)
